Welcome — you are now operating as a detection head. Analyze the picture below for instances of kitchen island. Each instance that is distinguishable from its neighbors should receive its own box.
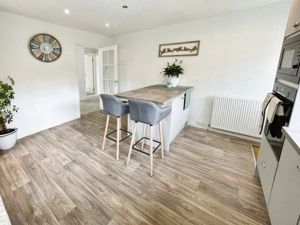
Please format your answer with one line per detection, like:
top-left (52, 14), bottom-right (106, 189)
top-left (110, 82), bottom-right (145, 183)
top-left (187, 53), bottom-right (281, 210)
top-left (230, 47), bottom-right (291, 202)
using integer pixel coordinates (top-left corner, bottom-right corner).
top-left (116, 84), bottom-right (193, 151)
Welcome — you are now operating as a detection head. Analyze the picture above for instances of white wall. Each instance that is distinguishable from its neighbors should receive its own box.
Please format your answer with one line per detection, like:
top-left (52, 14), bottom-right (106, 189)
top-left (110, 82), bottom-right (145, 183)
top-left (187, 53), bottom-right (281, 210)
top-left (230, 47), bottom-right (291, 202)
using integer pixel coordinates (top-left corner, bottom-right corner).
top-left (114, 2), bottom-right (290, 127)
top-left (77, 48), bottom-right (99, 100)
top-left (0, 3), bottom-right (291, 139)
top-left (0, 11), bottom-right (112, 138)
top-left (76, 46), bottom-right (86, 100)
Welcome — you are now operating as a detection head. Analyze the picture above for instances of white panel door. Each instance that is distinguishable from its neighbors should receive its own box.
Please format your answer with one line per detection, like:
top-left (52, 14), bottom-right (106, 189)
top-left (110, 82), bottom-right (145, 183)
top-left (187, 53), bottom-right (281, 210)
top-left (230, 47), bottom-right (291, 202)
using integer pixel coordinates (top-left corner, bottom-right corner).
top-left (98, 45), bottom-right (118, 95)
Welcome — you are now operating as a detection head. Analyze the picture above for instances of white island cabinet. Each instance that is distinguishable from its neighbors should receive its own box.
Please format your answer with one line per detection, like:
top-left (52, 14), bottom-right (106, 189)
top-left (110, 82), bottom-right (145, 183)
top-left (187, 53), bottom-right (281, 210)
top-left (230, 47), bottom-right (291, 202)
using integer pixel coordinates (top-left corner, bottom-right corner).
top-left (268, 128), bottom-right (300, 225)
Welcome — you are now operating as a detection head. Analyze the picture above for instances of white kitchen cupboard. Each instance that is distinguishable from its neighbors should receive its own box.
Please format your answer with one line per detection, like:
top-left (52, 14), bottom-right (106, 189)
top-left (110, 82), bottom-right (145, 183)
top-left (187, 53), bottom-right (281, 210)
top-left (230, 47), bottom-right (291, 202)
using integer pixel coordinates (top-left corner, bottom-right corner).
top-left (268, 139), bottom-right (300, 225)
top-left (257, 135), bottom-right (279, 206)
top-left (285, 0), bottom-right (300, 37)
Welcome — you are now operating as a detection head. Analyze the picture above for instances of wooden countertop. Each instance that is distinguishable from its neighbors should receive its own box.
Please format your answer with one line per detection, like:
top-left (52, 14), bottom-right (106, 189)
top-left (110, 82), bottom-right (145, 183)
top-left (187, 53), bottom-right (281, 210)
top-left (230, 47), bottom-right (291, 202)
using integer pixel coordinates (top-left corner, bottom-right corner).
top-left (116, 84), bottom-right (193, 106)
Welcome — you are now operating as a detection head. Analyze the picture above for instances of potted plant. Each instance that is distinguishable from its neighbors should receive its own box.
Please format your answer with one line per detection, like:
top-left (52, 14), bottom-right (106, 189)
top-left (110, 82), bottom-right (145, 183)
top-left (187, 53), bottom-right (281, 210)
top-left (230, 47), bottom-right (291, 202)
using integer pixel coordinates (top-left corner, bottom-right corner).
top-left (0, 76), bottom-right (18, 150)
top-left (161, 59), bottom-right (184, 87)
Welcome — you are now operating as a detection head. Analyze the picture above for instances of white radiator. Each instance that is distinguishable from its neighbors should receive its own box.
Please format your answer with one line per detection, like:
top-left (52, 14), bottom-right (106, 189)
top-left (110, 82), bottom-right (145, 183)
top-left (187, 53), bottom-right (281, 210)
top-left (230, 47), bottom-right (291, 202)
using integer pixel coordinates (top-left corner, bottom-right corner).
top-left (210, 97), bottom-right (262, 138)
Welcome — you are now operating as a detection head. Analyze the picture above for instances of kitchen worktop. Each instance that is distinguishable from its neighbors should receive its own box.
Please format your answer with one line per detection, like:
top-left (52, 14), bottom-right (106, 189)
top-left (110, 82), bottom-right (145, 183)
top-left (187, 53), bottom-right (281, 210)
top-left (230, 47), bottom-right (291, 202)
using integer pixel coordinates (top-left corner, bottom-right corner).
top-left (116, 84), bottom-right (193, 106)
top-left (282, 127), bottom-right (300, 153)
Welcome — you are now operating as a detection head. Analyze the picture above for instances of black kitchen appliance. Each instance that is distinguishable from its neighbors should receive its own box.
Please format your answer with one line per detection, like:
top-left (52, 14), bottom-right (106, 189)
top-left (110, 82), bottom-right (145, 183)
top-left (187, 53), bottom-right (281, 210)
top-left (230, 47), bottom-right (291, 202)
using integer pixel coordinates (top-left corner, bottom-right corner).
top-left (276, 33), bottom-right (300, 84)
top-left (264, 82), bottom-right (296, 158)
top-left (263, 33), bottom-right (300, 158)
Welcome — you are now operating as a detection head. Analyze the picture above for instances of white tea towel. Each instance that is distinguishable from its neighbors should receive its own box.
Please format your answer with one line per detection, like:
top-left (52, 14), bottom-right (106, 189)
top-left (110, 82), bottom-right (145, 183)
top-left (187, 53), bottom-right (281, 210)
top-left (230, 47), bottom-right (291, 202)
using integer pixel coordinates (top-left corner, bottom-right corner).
top-left (267, 97), bottom-right (283, 123)
top-left (259, 93), bottom-right (275, 133)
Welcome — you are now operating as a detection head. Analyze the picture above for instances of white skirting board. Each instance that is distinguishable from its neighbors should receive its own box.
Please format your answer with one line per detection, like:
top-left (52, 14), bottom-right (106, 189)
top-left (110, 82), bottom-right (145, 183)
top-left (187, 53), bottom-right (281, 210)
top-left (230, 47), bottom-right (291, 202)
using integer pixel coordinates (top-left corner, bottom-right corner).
top-left (187, 121), bottom-right (261, 142)
top-left (208, 127), bottom-right (261, 143)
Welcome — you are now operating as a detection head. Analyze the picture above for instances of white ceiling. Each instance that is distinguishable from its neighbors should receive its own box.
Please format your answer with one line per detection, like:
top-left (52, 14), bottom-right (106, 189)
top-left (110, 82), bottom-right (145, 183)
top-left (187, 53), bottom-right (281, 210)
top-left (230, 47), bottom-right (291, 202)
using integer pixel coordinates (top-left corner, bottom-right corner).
top-left (0, 0), bottom-right (289, 36)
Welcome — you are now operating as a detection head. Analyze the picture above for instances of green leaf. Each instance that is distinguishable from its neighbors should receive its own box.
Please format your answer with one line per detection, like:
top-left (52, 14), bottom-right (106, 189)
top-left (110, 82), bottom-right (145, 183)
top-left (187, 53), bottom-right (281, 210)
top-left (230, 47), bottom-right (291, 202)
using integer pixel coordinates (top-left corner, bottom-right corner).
top-left (161, 58), bottom-right (184, 78)
top-left (0, 76), bottom-right (18, 126)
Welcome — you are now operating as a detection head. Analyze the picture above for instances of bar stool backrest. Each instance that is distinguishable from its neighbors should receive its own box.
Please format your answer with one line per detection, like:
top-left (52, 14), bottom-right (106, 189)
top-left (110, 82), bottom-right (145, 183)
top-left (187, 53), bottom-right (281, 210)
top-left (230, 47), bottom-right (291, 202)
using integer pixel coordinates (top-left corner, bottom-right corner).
top-left (128, 99), bottom-right (161, 126)
top-left (100, 94), bottom-right (128, 117)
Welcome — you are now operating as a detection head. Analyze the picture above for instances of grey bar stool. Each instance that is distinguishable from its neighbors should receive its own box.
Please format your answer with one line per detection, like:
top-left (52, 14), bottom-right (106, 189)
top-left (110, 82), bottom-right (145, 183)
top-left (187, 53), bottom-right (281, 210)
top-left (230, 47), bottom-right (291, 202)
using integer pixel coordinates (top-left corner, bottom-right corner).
top-left (100, 94), bottom-right (132, 160)
top-left (126, 99), bottom-right (172, 176)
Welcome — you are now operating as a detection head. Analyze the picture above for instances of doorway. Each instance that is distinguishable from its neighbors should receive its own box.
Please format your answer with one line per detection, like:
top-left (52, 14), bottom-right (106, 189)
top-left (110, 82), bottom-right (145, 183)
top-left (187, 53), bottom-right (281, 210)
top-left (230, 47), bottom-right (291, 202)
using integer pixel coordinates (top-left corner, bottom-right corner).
top-left (76, 47), bottom-right (100, 115)
top-left (85, 54), bottom-right (96, 96)
top-left (76, 45), bottom-right (118, 115)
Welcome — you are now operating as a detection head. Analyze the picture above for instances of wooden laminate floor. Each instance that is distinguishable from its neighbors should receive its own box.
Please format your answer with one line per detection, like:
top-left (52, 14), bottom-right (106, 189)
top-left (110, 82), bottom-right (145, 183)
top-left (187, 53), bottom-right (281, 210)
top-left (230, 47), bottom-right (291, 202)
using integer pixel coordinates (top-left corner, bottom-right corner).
top-left (0, 111), bottom-right (270, 225)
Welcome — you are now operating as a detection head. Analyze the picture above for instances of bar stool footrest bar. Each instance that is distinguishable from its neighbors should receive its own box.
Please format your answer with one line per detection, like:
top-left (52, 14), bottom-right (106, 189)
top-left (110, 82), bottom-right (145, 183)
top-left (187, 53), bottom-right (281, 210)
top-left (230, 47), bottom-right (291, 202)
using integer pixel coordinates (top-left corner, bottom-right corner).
top-left (132, 137), bottom-right (161, 155)
top-left (106, 129), bottom-right (132, 143)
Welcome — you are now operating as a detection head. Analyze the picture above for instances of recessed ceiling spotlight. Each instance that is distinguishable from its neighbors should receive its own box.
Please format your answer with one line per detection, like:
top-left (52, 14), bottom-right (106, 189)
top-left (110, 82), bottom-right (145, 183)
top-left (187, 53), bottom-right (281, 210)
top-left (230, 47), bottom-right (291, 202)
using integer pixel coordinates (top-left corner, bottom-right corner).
top-left (105, 23), bottom-right (110, 28)
top-left (64, 8), bottom-right (70, 15)
top-left (122, 5), bottom-right (128, 9)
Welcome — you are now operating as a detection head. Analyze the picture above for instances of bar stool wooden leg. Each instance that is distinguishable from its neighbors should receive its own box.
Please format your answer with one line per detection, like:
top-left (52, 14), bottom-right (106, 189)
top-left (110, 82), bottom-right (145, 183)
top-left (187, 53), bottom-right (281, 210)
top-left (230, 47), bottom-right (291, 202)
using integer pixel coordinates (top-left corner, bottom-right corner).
top-left (159, 121), bottom-right (164, 159)
top-left (116, 117), bottom-right (121, 160)
top-left (141, 123), bottom-right (147, 150)
top-left (150, 125), bottom-right (154, 177)
top-left (128, 114), bottom-right (131, 132)
top-left (102, 115), bottom-right (110, 150)
top-left (127, 122), bottom-right (137, 165)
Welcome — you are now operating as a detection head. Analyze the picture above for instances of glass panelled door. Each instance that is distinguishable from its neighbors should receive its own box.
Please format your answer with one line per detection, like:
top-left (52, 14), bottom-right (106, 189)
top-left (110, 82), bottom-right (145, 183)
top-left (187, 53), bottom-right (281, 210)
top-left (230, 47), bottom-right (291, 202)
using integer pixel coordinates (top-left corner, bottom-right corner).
top-left (98, 45), bottom-right (118, 94)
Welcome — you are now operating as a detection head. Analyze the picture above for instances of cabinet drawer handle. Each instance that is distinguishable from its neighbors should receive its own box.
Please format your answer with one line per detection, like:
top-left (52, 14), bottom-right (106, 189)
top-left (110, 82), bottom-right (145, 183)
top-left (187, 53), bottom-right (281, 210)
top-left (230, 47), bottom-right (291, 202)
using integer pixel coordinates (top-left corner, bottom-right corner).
top-left (261, 161), bottom-right (266, 168)
top-left (293, 22), bottom-right (300, 28)
top-left (297, 165), bottom-right (300, 172)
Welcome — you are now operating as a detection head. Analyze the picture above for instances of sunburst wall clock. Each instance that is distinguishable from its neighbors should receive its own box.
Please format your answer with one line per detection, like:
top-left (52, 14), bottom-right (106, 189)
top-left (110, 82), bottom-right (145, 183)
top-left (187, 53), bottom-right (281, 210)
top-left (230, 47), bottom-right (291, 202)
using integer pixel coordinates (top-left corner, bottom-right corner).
top-left (29, 33), bottom-right (62, 62)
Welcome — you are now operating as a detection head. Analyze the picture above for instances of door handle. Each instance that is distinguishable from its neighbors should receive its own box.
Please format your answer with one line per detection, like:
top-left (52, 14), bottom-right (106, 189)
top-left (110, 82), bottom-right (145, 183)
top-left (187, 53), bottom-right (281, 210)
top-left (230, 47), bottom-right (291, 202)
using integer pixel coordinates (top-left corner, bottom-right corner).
top-left (261, 161), bottom-right (266, 168)
top-left (296, 213), bottom-right (300, 225)
top-left (293, 21), bottom-right (300, 28)
top-left (297, 165), bottom-right (300, 172)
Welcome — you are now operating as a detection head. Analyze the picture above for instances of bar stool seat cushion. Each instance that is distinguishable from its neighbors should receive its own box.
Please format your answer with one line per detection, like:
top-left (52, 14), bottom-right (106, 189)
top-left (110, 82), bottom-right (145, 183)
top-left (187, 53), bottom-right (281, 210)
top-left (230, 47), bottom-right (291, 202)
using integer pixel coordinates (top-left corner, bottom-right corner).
top-left (100, 94), bottom-right (129, 117)
top-left (128, 99), bottom-right (172, 125)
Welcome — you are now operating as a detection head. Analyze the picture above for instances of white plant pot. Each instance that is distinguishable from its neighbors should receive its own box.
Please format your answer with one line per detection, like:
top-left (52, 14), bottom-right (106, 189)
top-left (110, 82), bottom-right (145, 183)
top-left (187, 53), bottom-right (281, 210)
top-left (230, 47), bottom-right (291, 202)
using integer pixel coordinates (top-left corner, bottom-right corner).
top-left (0, 128), bottom-right (18, 151)
top-left (167, 76), bottom-right (180, 87)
